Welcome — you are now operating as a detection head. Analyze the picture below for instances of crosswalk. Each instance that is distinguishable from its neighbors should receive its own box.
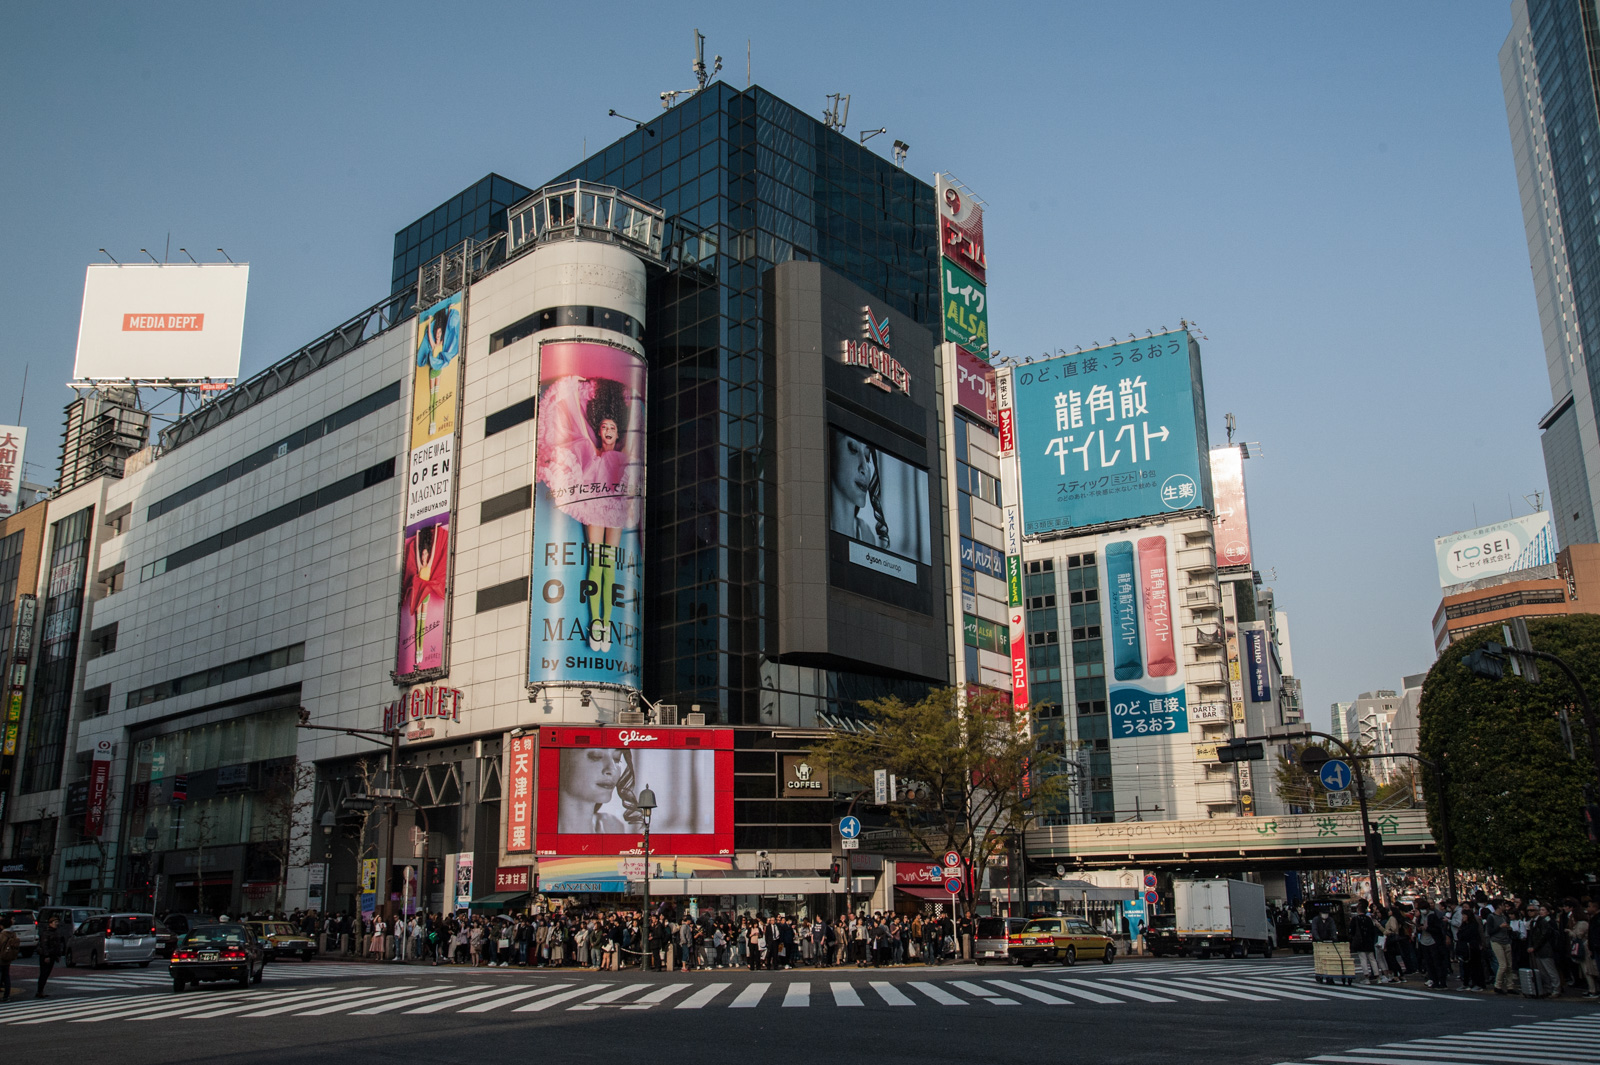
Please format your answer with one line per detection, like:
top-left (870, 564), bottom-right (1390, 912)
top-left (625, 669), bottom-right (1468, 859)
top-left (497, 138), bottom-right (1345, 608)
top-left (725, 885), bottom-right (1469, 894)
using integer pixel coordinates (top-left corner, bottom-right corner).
top-left (1272, 1013), bottom-right (1600, 1065)
top-left (27, 961), bottom-right (405, 993)
top-left (0, 961), bottom-right (1436, 1023)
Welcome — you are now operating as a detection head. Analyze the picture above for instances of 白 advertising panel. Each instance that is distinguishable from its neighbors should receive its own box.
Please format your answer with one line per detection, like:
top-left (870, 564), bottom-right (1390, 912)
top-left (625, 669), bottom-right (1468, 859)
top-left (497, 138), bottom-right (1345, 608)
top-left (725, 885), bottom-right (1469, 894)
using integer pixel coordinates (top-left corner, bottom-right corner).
top-left (1096, 528), bottom-right (1188, 739)
top-left (528, 341), bottom-right (646, 691)
top-left (0, 426), bottom-right (26, 518)
top-left (941, 260), bottom-right (989, 355)
top-left (73, 263), bottom-right (249, 380)
top-left (1012, 330), bottom-right (1210, 535)
top-left (1209, 445), bottom-right (1252, 569)
top-left (955, 347), bottom-right (996, 424)
top-left (936, 175), bottom-right (987, 284)
top-left (397, 293), bottom-right (463, 679)
top-left (1434, 512), bottom-right (1556, 588)
top-left (830, 427), bottom-right (933, 585)
top-left (535, 727), bottom-right (733, 857)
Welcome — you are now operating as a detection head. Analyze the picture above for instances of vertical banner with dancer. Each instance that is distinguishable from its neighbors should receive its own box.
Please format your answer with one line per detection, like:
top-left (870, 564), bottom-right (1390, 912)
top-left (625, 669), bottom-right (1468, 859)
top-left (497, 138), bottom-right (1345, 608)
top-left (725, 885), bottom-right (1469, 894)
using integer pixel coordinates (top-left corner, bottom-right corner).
top-left (528, 340), bottom-right (646, 691)
top-left (397, 292), bottom-right (463, 679)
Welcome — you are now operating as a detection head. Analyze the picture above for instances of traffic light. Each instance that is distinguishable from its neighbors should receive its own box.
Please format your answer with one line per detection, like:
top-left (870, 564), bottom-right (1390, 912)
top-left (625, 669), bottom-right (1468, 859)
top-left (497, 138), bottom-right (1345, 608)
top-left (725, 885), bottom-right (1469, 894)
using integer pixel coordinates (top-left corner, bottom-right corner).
top-left (1217, 739), bottom-right (1265, 763)
top-left (1462, 642), bottom-right (1507, 680)
top-left (1365, 828), bottom-right (1386, 864)
top-left (829, 859), bottom-right (842, 884)
top-left (1298, 746), bottom-right (1330, 774)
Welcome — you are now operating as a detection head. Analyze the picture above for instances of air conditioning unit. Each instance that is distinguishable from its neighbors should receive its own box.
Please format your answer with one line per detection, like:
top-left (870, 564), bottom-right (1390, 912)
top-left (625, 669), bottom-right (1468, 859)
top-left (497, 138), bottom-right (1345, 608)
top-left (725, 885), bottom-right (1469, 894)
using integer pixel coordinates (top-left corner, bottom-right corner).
top-left (684, 713), bottom-right (706, 726)
top-left (657, 704), bottom-right (679, 726)
top-left (617, 711), bottom-right (647, 726)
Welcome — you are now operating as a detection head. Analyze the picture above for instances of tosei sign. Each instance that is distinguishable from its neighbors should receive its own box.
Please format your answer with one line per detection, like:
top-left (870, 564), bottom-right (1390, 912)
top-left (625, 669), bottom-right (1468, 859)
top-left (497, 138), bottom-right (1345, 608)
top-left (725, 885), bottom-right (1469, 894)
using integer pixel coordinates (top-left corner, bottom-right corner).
top-left (1434, 512), bottom-right (1557, 589)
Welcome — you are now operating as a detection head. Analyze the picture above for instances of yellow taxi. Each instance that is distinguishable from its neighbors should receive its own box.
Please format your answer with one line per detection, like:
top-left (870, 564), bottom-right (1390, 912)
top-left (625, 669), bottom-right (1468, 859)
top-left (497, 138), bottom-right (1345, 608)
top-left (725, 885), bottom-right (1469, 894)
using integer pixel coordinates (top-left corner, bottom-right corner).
top-left (244, 920), bottom-right (318, 962)
top-left (1007, 915), bottom-right (1116, 967)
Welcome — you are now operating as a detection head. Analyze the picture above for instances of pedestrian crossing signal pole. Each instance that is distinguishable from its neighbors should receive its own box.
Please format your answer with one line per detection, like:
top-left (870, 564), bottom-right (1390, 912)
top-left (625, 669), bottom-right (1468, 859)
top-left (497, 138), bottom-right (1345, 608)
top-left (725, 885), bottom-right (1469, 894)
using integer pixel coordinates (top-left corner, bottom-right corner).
top-left (638, 786), bottom-right (656, 972)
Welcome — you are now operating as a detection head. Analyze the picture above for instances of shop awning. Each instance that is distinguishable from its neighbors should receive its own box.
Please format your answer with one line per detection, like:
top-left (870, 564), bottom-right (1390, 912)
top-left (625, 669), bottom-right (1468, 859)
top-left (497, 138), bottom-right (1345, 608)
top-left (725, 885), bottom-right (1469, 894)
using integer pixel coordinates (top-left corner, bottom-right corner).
top-left (897, 885), bottom-right (956, 901)
top-left (471, 892), bottom-right (529, 908)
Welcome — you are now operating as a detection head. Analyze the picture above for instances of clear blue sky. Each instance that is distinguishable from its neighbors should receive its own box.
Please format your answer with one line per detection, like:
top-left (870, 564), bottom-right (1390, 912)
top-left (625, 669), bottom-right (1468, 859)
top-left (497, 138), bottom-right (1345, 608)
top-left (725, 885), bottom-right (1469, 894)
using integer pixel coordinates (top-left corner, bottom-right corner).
top-left (1, 1), bottom-right (1545, 728)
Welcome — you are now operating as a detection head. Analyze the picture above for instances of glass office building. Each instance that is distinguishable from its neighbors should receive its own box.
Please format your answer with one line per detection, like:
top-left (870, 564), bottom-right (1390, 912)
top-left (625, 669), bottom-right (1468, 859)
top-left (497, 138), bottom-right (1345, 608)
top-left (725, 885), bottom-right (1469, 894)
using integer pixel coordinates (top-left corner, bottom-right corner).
top-left (538, 84), bottom-right (944, 725)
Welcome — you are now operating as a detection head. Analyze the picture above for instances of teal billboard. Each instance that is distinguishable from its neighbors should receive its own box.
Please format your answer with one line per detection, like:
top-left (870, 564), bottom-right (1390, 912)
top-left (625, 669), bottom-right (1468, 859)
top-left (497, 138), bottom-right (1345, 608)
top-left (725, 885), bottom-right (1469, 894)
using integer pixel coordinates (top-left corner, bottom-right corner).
top-left (1012, 329), bottom-right (1210, 535)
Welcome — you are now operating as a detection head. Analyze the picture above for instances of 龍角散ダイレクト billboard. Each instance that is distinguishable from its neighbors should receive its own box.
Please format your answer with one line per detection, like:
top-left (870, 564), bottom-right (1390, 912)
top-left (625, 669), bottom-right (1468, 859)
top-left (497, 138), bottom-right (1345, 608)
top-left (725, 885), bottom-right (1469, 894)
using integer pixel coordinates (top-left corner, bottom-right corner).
top-left (529, 341), bottom-right (646, 690)
top-left (1012, 329), bottom-right (1211, 536)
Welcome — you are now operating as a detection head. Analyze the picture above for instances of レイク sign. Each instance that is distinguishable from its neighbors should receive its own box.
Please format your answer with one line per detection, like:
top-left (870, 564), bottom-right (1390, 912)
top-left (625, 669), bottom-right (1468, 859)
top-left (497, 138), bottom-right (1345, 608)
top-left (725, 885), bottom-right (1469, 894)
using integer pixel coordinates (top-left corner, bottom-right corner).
top-left (383, 687), bottom-right (464, 732)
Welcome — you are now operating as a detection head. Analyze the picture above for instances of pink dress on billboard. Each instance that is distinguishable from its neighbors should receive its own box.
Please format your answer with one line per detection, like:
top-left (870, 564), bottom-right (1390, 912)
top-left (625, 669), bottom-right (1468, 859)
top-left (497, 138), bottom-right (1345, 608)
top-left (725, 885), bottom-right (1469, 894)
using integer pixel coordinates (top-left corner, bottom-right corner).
top-left (535, 377), bottom-right (641, 528)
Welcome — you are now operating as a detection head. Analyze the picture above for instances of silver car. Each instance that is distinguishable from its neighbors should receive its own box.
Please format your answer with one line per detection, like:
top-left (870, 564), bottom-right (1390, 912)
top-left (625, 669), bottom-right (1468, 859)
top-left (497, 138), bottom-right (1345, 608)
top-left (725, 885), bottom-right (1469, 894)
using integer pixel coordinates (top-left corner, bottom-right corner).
top-left (0, 910), bottom-right (37, 957)
top-left (66, 912), bottom-right (159, 968)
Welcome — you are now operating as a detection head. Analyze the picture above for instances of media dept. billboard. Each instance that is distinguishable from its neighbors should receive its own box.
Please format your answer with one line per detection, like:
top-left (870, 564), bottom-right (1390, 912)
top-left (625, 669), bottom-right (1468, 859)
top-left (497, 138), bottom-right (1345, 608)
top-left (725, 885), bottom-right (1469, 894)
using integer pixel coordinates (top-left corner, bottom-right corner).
top-left (1012, 330), bottom-right (1210, 535)
top-left (529, 341), bottom-right (646, 689)
top-left (1099, 527), bottom-right (1189, 739)
top-left (1434, 512), bottom-right (1557, 588)
top-left (74, 262), bottom-right (249, 380)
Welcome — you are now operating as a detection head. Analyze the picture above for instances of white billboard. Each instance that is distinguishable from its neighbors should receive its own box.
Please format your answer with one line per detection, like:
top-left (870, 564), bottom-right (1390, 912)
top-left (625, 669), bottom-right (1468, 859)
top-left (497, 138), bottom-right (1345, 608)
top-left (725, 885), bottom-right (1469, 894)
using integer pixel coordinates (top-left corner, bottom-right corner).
top-left (0, 425), bottom-right (25, 518)
top-left (1435, 511), bottom-right (1557, 588)
top-left (73, 263), bottom-right (249, 381)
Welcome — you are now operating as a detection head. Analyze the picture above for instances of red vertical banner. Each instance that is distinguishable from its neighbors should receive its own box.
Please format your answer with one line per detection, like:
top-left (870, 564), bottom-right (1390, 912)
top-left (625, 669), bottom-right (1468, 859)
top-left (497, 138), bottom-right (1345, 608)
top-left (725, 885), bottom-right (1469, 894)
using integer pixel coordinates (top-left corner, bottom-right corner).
top-left (85, 740), bottom-right (112, 838)
top-left (1138, 536), bottom-right (1176, 677)
top-left (1009, 602), bottom-right (1029, 710)
top-left (505, 734), bottom-right (535, 853)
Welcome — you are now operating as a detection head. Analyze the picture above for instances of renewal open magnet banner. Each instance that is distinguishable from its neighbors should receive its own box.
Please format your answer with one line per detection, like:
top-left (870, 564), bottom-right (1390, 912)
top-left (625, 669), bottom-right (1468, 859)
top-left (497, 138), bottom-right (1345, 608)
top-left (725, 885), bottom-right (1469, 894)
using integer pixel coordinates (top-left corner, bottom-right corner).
top-left (397, 292), bottom-right (464, 679)
top-left (528, 341), bottom-right (646, 690)
top-left (1100, 528), bottom-right (1188, 738)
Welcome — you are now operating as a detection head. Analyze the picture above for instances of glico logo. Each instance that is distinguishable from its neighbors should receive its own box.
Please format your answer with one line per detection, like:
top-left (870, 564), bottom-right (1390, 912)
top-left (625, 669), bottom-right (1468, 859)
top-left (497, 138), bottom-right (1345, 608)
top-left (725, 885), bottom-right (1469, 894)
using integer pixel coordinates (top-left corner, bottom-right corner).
top-left (616, 730), bottom-right (658, 746)
top-left (842, 305), bottom-right (911, 397)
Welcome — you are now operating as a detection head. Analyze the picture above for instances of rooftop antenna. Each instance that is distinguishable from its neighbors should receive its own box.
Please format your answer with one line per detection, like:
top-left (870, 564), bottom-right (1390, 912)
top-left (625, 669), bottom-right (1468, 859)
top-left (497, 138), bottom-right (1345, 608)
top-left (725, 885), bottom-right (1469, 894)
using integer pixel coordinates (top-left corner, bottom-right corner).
top-left (1225, 412), bottom-right (1236, 445)
top-left (892, 139), bottom-right (909, 168)
top-left (692, 29), bottom-right (721, 90)
top-left (859, 127), bottom-right (887, 145)
top-left (747, 39), bottom-right (751, 87)
top-left (1524, 489), bottom-right (1545, 512)
top-left (608, 109), bottom-right (657, 136)
top-left (824, 93), bottom-right (850, 133)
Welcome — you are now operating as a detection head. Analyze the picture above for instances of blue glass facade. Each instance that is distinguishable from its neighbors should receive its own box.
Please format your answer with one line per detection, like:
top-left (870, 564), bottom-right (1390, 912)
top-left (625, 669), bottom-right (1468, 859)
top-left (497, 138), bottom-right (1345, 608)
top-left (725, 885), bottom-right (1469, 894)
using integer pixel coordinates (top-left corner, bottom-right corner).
top-left (543, 84), bottom-right (941, 725)
top-left (390, 173), bottom-right (534, 296)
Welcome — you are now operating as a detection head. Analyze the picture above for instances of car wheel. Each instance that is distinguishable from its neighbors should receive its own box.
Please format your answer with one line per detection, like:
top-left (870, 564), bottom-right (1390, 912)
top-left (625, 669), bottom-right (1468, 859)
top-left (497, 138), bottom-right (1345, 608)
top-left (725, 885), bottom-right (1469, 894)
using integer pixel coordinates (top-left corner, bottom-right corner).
top-left (1062, 947), bottom-right (1077, 967)
top-left (93, 950), bottom-right (106, 970)
top-left (301, 951), bottom-right (313, 962)
top-left (1103, 945), bottom-right (1115, 965)
top-left (237, 967), bottom-right (250, 989)
top-left (252, 962), bottom-right (263, 985)
top-left (1019, 959), bottom-right (1034, 968)
top-left (172, 977), bottom-right (185, 993)
top-left (139, 960), bottom-right (151, 968)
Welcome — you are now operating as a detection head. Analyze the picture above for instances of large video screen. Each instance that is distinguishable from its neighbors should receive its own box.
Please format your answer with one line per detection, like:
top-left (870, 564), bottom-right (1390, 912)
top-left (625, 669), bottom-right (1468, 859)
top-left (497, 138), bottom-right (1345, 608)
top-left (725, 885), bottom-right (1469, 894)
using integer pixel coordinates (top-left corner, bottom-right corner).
top-left (828, 428), bottom-right (931, 584)
top-left (535, 727), bottom-right (733, 857)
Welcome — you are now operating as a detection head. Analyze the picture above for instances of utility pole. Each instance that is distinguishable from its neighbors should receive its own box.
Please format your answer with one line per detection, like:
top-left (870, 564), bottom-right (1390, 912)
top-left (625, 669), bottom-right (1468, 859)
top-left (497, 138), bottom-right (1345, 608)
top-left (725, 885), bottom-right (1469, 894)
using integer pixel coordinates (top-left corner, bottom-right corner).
top-left (296, 709), bottom-right (402, 919)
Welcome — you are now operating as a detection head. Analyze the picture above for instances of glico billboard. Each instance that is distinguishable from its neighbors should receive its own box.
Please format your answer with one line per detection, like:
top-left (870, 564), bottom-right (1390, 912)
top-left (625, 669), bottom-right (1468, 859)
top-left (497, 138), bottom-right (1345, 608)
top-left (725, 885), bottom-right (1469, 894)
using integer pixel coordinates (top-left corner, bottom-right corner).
top-left (528, 340), bottom-right (646, 690)
top-left (1011, 329), bottom-right (1211, 536)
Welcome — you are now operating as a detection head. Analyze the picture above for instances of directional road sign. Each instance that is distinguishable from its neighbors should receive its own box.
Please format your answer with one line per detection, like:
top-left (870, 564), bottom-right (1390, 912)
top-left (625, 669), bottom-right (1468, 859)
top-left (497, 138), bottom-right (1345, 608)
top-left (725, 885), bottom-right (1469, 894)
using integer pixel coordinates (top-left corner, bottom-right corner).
top-left (839, 816), bottom-right (861, 839)
top-left (1318, 759), bottom-right (1353, 791)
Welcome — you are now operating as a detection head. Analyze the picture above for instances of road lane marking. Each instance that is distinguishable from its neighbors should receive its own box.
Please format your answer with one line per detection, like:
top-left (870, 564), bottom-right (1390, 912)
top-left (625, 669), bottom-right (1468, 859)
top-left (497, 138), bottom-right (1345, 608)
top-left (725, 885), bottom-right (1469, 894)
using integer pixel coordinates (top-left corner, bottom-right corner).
top-left (987, 980), bottom-right (1073, 1005)
top-left (783, 983), bottom-right (810, 1007)
top-left (513, 984), bottom-right (612, 1011)
top-left (909, 982), bottom-right (966, 1005)
top-left (869, 981), bottom-right (915, 1006)
top-left (730, 983), bottom-right (770, 1008)
top-left (949, 979), bottom-right (1016, 1004)
top-left (829, 982), bottom-right (863, 1007)
top-left (459, 984), bottom-right (574, 1013)
top-left (622, 983), bottom-right (691, 1009)
top-left (675, 983), bottom-right (731, 1009)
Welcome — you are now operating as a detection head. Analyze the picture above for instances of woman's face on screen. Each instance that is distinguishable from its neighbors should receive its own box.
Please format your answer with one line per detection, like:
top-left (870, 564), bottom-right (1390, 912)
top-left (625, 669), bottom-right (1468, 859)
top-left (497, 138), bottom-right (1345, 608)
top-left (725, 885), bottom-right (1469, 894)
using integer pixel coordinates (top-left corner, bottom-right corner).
top-left (832, 435), bottom-right (874, 509)
top-left (561, 747), bottom-right (622, 806)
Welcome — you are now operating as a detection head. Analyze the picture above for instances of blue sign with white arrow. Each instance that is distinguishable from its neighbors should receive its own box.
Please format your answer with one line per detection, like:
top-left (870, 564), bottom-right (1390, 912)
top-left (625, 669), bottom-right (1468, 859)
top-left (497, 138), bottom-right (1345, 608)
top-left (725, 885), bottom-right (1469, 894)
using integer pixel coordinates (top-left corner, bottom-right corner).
top-left (1318, 759), bottom-right (1353, 791)
top-left (839, 816), bottom-right (861, 840)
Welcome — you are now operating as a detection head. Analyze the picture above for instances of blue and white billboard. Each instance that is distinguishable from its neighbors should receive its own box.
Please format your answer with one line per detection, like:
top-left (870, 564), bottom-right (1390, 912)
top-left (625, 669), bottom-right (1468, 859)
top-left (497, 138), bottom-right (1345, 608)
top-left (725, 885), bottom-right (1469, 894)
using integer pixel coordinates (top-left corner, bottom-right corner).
top-left (1434, 512), bottom-right (1556, 589)
top-left (1012, 330), bottom-right (1210, 536)
top-left (1243, 627), bottom-right (1271, 703)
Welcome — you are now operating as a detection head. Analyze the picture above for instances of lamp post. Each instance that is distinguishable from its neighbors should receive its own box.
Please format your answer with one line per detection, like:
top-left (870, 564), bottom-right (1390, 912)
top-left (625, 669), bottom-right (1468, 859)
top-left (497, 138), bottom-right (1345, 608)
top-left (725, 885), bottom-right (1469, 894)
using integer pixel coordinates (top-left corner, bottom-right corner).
top-left (142, 824), bottom-right (158, 911)
top-left (638, 785), bottom-right (656, 972)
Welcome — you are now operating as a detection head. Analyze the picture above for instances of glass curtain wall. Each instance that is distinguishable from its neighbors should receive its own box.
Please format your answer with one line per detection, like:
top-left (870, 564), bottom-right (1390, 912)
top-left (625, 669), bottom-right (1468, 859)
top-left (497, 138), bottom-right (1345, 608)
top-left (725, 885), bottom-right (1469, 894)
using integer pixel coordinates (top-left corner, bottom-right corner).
top-left (22, 507), bottom-right (92, 793)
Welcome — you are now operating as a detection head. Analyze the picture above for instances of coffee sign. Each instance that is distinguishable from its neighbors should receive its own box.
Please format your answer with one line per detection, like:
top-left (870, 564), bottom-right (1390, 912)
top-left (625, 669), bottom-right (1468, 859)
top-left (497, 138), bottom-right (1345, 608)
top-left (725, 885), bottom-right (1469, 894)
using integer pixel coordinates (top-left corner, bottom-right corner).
top-left (781, 755), bottom-right (829, 793)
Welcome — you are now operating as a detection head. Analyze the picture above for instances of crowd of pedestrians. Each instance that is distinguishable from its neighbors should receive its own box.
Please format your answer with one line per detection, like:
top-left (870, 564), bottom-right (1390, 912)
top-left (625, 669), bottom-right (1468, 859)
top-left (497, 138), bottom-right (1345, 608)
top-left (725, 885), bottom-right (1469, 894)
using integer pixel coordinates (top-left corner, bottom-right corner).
top-left (1309, 892), bottom-right (1599, 998)
top-left (268, 905), bottom-right (972, 971)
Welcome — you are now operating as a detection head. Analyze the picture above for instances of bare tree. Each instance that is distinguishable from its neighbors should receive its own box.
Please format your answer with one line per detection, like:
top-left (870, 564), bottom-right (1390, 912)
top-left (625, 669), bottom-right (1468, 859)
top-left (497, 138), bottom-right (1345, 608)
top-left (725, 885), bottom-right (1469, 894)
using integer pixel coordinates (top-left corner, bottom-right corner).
top-left (257, 760), bottom-right (318, 915)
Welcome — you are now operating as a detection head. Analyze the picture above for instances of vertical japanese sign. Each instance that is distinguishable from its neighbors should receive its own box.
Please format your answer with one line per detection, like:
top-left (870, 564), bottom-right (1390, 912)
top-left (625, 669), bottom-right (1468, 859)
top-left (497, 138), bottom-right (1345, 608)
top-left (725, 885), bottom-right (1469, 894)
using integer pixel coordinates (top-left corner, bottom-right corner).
top-left (936, 174), bottom-right (987, 284)
top-left (999, 368), bottom-right (1027, 711)
top-left (1209, 445), bottom-right (1252, 568)
top-left (84, 739), bottom-right (112, 837)
top-left (397, 292), bottom-right (463, 680)
top-left (505, 733), bottom-right (535, 853)
top-left (941, 260), bottom-right (989, 355)
top-left (0, 426), bottom-right (26, 517)
top-left (954, 348), bottom-right (996, 424)
top-left (1102, 529), bottom-right (1188, 738)
top-left (1243, 627), bottom-right (1272, 702)
top-left (1012, 330), bottom-right (1210, 534)
top-left (528, 341), bottom-right (647, 692)
top-left (360, 857), bottom-right (378, 917)
top-left (1, 594), bottom-right (31, 762)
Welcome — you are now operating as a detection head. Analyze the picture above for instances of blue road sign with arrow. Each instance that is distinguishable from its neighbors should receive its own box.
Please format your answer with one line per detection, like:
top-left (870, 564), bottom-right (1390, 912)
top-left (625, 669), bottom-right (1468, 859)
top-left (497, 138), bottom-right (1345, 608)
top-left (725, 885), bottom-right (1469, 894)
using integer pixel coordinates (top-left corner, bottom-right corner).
top-left (839, 816), bottom-right (861, 839)
top-left (1319, 759), bottom-right (1353, 791)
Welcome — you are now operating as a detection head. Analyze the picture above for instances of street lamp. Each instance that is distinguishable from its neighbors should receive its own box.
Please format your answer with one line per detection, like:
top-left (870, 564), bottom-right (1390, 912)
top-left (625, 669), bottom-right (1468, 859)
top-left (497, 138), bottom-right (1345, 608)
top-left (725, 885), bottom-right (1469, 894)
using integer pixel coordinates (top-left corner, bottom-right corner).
top-left (143, 824), bottom-right (159, 910)
top-left (638, 785), bottom-right (656, 972)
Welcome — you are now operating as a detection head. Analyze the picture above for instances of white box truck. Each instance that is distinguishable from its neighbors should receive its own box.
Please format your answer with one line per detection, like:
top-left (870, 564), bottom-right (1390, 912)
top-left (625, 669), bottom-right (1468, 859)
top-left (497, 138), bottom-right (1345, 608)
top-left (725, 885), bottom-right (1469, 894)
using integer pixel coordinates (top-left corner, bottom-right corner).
top-left (1174, 878), bottom-right (1272, 958)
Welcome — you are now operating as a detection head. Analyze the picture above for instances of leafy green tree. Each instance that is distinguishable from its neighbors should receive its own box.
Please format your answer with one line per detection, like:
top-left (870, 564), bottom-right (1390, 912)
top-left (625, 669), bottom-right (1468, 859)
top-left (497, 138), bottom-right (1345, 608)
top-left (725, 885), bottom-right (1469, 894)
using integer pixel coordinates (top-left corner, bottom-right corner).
top-left (1419, 615), bottom-right (1600, 895)
top-left (809, 686), bottom-right (1070, 910)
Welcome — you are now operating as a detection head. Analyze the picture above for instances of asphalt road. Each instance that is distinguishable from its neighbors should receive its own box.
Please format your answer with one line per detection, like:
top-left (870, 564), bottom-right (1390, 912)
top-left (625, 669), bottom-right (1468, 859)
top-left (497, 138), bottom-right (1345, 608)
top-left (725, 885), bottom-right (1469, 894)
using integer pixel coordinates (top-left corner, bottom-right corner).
top-left (3, 955), bottom-right (1596, 1064)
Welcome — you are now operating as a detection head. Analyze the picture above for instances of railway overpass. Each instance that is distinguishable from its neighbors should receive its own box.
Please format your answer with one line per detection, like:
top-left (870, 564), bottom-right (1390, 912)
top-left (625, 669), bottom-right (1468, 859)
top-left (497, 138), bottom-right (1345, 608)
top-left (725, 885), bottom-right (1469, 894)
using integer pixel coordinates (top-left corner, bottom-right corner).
top-left (1023, 808), bottom-right (1438, 873)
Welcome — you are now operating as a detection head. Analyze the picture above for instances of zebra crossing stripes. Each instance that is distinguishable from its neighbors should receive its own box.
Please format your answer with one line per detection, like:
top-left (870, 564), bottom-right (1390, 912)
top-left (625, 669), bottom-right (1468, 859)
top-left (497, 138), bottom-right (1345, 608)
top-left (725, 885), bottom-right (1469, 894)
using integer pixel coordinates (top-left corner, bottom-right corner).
top-left (1271, 1014), bottom-right (1600, 1065)
top-left (730, 982), bottom-right (769, 1008)
top-left (460, 984), bottom-right (573, 1013)
top-left (783, 983), bottom-right (810, 1007)
top-left (675, 983), bottom-right (730, 1009)
top-left (830, 981), bottom-right (864, 1007)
